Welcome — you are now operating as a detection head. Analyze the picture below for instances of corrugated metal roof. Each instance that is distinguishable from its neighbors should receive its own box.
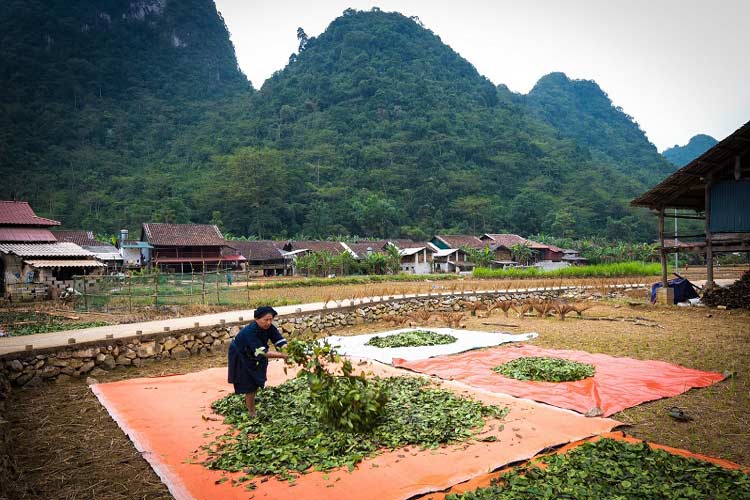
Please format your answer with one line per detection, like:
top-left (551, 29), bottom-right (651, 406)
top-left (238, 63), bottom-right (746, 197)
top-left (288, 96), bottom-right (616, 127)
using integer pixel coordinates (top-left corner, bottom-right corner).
top-left (433, 248), bottom-right (458, 257)
top-left (0, 242), bottom-right (93, 257)
top-left (121, 240), bottom-right (153, 249)
top-left (81, 245), bottom-right (122, 261)
top-left (52, 230), bottom-right (98, 246)
top-left (142, 223), bottom-right (225, 246)
top-left (399, 247), bottom-right (427, 257)
top-left (0, 227), bottom-right (57, 242)
top-left (24, 259), bottom-right (105, 268)
top-left (0, 201), bottom-right (61, 226)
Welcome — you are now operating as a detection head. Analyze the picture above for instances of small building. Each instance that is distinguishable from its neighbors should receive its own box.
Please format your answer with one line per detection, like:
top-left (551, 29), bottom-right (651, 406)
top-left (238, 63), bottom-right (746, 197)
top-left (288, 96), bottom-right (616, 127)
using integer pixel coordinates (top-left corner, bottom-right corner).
top-left (480, 233), bottom-right (564, 264)
top-left (561, 249), bottom-right (588, 266)
top-left (429, 244), bottom-right (475, 273)
top-left (141, 223), bottom-right (244, 273)
top-left (632, 120), bottom-right (750, 289)
top-left (53, 230), bottom-right (123, 272)
top-left (391, 241), bottom-right (434, 275)
top-left (344, 240), bottom-right (434, 275)
top-left (0, 201), bottom-right (104, 300)
top-left (230, 240), bottom-right (290, 277)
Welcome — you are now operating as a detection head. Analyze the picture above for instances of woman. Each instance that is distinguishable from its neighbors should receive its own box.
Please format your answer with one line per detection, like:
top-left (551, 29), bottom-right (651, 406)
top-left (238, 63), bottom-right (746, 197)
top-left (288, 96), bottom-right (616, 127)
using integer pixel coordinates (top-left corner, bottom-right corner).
top-left (227, 306), bottom-right (288, 416)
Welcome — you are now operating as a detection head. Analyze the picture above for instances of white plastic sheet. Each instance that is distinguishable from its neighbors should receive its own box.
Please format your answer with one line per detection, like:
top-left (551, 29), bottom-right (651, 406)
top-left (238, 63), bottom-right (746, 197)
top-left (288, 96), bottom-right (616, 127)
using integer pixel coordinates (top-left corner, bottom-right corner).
top-left (323, 328), bottom-right (538, 364)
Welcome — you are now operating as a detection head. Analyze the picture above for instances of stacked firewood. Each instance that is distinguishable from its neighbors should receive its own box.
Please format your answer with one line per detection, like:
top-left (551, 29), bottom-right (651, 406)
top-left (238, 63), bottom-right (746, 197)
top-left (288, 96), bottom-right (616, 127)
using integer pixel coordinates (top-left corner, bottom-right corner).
top-left (702, 271), bottom-right (750, 309)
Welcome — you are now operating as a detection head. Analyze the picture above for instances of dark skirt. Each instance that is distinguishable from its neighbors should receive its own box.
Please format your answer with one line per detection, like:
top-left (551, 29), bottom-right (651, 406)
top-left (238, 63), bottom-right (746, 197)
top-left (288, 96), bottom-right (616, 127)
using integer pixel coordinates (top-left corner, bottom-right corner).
top-left (227, 342), bottom-right (268, 394)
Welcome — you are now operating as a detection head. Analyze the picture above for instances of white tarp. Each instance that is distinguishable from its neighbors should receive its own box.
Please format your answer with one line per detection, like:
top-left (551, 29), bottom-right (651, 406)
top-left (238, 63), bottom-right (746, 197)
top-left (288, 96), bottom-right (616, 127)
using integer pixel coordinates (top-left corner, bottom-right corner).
top-left (323, 328), bottom-right (538, 364)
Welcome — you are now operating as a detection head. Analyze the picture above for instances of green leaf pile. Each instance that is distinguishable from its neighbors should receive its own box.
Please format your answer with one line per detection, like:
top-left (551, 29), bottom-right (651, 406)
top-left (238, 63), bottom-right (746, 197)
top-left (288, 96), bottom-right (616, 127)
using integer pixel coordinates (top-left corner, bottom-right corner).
top-left (285, 339), bottom-right (389, 432)
top-left (366, 330), bottom-right (457, 348)
top-left (447, 438), bottom-right (750, 499)
top-left (493, 356), bottom-right (595, 382)
top-left (205, 376), bottom-right (508, 480)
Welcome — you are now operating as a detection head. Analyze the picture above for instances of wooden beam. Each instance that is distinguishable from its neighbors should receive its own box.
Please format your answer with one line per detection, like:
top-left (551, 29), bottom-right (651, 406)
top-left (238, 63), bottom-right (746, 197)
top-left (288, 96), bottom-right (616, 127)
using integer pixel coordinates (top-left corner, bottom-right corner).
top-left (705, 176), bottom-right (714, 289)
top-left (663, 213), bottom-right (705, 221)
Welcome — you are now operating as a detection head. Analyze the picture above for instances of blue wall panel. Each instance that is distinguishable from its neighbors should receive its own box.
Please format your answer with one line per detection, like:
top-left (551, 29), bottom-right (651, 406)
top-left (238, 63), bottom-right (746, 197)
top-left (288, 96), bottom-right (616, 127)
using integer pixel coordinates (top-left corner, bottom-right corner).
top-left (710, 180), bottom-right (750, 233)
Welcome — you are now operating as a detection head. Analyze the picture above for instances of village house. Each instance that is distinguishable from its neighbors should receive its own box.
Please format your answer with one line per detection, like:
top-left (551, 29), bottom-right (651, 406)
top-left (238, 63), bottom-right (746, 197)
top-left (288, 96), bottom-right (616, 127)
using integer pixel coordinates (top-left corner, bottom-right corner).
top-left (561, 249), bottom-right (588, 266)
top-left (345, 241), bottom-right (385, 260)
top-left (229, 240), bottom-right (291, 277)
top-left (427, 243), bottom-right (475, 273)
top-left (480, 233), bottom-right (564, 266)
top-left (53, 230), bottom-right (123, 273)
top-left (140, 223), bottom-right (245, 273)
top-left (0, 201), bottom-right (104, 300)
top-left (431, 234), bottom-right (513, 269)
top-left (346, 240), bottom-right (435, 274)
top-left (118, 229), bottom-right (153, 270)
top-left (391, 241), bottom-right (435, 275)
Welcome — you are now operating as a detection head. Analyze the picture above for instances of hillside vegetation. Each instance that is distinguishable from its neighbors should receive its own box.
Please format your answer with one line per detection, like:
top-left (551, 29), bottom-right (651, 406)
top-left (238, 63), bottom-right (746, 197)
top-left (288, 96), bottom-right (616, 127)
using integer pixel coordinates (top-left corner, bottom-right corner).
top-left (1, 4), bottom-right (674, 241)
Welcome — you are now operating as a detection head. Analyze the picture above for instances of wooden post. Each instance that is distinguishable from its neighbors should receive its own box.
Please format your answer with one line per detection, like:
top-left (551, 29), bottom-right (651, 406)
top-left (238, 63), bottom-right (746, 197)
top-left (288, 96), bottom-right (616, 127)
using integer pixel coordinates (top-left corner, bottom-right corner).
top-left (246, 267), bottom-right (250, 305)
top-left (128, 274), bottom-right (132, 313)
top-left (705, 175), bottom-right (714, 289)
top-left (201, 267), bottom-right (206, 305)
top-left (82, 275), bottom-right (88, 311)
top-left (154, 270), bottom-right (159, 307)
top-left (658, 208), bottom-right (668, 286)
top-left (216, 270), bottom-right (221, 305)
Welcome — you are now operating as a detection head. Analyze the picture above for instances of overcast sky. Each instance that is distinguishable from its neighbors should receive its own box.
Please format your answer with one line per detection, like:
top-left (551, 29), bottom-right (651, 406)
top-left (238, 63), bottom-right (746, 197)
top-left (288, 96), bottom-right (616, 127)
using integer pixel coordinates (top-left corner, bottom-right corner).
top-left (214, 0), bottom-right (749, 152)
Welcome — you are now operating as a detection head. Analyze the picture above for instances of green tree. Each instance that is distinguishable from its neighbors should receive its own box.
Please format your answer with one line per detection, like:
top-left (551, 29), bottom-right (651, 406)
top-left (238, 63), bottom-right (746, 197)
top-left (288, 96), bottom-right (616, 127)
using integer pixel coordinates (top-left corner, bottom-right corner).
top-left (462, 246), bottom-right (495, 268)
top-left (510, 243), bottom-right (535, 266)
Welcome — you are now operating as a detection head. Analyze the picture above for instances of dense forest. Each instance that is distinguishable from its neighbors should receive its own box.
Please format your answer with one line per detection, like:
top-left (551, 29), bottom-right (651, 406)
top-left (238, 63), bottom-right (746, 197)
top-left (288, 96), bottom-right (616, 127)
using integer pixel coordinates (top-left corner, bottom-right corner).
top-left (1, 2), bottom-right (678, 241)
top-left (662, 134), bottom-right (718, 167)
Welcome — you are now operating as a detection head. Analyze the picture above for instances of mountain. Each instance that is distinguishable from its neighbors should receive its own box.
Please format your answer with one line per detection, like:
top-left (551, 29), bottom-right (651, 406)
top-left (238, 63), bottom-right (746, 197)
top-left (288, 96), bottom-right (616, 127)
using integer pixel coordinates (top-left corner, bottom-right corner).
top-left (662, 134), bottom-right (718, 167)
top-left (526, 72), bottom-right (674, 185)
top-left (1, 6), bottom-right (670, 241)
top-left (0, 0), bottom-right (252, 229)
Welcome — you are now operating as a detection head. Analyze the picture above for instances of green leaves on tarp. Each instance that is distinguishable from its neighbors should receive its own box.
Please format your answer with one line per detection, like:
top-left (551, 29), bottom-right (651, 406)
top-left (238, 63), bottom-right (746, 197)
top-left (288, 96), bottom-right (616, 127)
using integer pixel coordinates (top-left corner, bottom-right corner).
top-left (205, 376), bottom-right (509, 480)
top-left (447, 438), bottom-right (750, 499)
top-left (285, 339), bottom-right (389, 432)
top-left (365, 330), bottom-right (457, 348)
top-left (493, 356), bottom-right (595, 382)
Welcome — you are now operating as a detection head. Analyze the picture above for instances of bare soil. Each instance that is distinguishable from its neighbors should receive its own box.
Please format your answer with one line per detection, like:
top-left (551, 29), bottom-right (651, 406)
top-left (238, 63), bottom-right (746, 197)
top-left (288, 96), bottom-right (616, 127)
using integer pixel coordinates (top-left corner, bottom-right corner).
top-left (4, 294), bottom-right (749, 499)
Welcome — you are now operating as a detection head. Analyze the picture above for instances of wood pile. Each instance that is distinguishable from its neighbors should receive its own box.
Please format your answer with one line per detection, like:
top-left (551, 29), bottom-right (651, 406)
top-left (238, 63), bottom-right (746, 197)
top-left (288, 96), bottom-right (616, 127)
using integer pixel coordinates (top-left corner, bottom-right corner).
top-left (702, 271), bottom-right (750, 310)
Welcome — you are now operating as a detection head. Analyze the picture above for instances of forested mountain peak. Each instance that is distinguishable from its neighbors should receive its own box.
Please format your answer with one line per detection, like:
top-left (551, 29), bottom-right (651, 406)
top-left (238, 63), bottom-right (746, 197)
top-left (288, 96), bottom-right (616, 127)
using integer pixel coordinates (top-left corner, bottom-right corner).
top-left (662, 134), bottom-right (718, 167)
top-left (257, 9), bottom-right (499, 116)
top-left (526, 71), bottom-right (673, 184)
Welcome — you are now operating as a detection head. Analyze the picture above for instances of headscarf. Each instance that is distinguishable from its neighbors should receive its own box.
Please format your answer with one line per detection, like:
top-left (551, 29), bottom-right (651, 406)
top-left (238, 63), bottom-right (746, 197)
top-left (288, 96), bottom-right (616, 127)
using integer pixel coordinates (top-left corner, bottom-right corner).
top-left (253, 306), bottom-right (278, 319)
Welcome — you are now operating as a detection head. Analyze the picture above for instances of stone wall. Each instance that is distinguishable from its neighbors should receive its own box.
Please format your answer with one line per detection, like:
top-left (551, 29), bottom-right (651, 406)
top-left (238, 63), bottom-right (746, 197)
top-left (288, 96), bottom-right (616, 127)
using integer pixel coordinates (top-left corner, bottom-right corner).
top-left (0, 371), bottom-right (11, 499)
top-left (0, 287), bottom-right (619, 389)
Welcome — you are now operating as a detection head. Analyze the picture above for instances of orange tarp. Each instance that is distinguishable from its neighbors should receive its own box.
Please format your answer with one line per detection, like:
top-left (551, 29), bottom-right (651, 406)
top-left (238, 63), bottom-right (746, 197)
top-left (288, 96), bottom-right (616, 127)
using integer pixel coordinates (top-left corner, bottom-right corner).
top-left (91, 360), bottom-right (619, 500)
top-left (427, 431), bottom-right (750, 499)
top-left (393, 344), bottom-right (726, 417)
